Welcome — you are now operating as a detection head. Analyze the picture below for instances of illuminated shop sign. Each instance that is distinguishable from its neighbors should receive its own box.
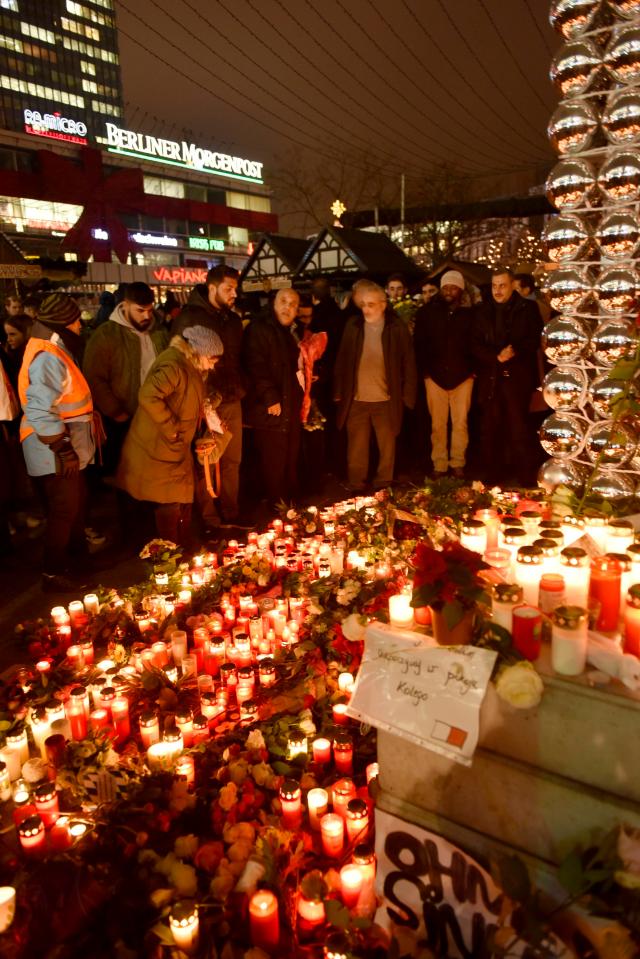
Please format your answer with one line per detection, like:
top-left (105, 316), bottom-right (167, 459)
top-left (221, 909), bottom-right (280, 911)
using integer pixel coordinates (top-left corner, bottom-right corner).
top-left (105, 122), bottom-right (263, 185)
top-left (24, 108), bottom-right (88, 145)
top-left (92, 228), bottom-right (178, 248)
top-left (152, 266), bottom-right (208, 285)
top-left (188, 236), bottom-right (225, 252)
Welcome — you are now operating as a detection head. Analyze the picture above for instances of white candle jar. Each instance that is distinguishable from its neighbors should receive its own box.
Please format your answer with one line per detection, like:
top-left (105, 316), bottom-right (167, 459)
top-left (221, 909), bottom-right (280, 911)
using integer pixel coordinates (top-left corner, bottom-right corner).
top-left (491, 583), bottom-right (523, 633)
top-left (560, 547), bottom-right (590, 608)
top-left (460, 519), bottom-right (487, 555)
top-left (551, 605), bottom-right (588, 676)
top-left (514, 546), bottom-right (544, 606)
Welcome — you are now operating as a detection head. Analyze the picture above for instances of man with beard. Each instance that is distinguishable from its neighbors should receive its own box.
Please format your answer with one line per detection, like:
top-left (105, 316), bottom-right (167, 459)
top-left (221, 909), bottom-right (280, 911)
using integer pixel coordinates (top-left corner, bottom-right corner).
top-left (172, 265), bottom-right (245, 533)
top-left (414, 271), bottom-right (474, 479)
top-left (83, 282), bottom-right (166, 474)
top-left (18, 293), bottom-right (94, 591)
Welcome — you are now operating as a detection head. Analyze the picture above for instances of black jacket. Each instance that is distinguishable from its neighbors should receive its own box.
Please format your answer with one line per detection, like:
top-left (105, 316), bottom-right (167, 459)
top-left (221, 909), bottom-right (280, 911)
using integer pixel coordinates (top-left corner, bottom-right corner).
top-left (413, 296), bottom-right (474, 389)
top-left (242, 312), bottom-right (303, 432)
top-left (471, 292), bottom-right (542, 404)
top-left (333, 309), bottom-right (417, 436)
top-left (171, 285), bottom-right (245, 402)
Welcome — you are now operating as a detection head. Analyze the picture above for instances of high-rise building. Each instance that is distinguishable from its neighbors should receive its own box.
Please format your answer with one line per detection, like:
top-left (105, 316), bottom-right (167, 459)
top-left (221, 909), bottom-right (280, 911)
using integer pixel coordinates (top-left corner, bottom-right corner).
top-left (0, 0), bottom-right (123, 143)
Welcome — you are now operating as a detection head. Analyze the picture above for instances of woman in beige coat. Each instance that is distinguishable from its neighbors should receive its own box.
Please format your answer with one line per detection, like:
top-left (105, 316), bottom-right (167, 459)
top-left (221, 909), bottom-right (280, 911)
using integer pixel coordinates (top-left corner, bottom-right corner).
top-left (117, 326), bottom-right (223, 546)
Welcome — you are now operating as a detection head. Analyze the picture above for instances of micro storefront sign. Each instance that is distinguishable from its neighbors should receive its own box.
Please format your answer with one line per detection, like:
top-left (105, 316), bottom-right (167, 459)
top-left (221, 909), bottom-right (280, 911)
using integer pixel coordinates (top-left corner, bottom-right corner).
top-left (23, 108), bottom-right (88, 145)
top-left (105, 123), bottom-right (264, 185)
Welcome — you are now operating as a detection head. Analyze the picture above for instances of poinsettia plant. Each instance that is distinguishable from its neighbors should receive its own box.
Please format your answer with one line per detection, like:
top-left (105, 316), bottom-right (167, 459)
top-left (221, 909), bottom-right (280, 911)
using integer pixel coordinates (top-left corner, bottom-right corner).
top-left (410, 540), bottom-right (490, 630)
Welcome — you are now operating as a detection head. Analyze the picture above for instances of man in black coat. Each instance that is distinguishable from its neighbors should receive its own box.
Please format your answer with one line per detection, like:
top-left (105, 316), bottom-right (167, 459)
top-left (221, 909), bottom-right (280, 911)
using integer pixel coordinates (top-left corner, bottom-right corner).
top-left (172, 265), bottom-right (245, 528)
top-left (414, 270), bottom-right (474, 478)
top-left (471, 267), bottom-right (543, 486)
top-left (242, 289), bottom-right (303, 506)
top-left (333, 281), bottom-right (416, 491)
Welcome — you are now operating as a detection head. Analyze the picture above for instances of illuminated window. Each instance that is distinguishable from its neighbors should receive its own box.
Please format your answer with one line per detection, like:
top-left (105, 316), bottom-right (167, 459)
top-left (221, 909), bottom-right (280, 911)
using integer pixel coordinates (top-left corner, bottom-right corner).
top-left (143, 175), bottom-right (185, 199)
top-left (82, 78), bottom-right (97, 93)
top-left (66, 37), bottom-right (117, 63)
top-left (84, 79), bottom-right (117, 97)
top-left (60, 17), bottom-right (100, 42)
top-left (229, 226), bottom-right (248, 245)
top-left (0, 74), bottom-right (84, 107)
top-left (20, 21), bottom-right (55, 44)
top-left (0, 1), bottom-right (19, 10)
top-left (80, 59), bottom-right (95, 75)
top-left (0, 34), bottom-right (23, 52)
top-left (65, 1), bottom-right (114, 27)
top-left (91, 99), bottom-right (121, 115)
top-left (227, 191), bottom-right (270, 213)
top-left (89, 0), bottom-right (114, 8)
top-left (24, 43), bottom-right (58, 62)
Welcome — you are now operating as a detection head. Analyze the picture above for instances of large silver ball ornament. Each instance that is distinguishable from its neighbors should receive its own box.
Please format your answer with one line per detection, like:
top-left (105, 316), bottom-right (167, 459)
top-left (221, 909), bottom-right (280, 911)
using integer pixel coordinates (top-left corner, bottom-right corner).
top-left (589, 468), bottom-right (635, 500)
top-left (595, 265), bottom-right (639, 314)
top-left (551, 40), bottom-right (602, 96)
top-left (548, 100), bottom-right (599, 155)
top-left (537, 457), bottom-right (586, 492)
top-left (542, 315), bottom-right (590, 363)
top-left (609, 0), bottom-right (640, 20)
top-left (542, 365), bottom-right (588, 409)
top-left (546, 267), bottom-right (592, 312)
top-left (604, 26), bottom-right (640, 84)
top-left (597, 150), bottom-right (640, 203)
top-left (595, 209), bottom-right (640, 260)
top-left (602, 89), bottom-right (640, 145)
top-left (589, 371), bottom-right (635, 417)
top-left (585, 419), bottom-right (637, 466)
top-left (590, 318), bottom-right (637, 365)
top-left (539, 412), bottom-right (587, 457)
top-left (550, 0), bottom-right (601, 39)
top-left (543, 213), bottom-right (591, 261)
top-left (546, 158), bottom-right (597, 210)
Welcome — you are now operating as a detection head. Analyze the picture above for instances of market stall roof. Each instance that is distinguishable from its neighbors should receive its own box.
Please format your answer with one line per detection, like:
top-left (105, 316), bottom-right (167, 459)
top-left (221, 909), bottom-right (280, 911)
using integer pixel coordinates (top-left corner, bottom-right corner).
top-left (241, 233), bottom-right (310, 290)
top-left (297, 226), bottom-right (419, 279)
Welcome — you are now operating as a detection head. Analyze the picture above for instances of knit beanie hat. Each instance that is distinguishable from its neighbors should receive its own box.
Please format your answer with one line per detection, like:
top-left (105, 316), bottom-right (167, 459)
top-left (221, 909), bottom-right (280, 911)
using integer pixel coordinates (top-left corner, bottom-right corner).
top-left (38, 293), bottom-right (81, 328)
top-left (440, 270), bottom-right (465, 290)
top-left (182, 324), bottom-right (224, 357)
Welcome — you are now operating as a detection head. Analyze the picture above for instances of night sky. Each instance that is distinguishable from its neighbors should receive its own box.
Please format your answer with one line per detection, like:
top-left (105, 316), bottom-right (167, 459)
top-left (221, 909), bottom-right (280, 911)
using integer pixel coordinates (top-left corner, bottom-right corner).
top-left (116, 0), bottom-right (558, 180)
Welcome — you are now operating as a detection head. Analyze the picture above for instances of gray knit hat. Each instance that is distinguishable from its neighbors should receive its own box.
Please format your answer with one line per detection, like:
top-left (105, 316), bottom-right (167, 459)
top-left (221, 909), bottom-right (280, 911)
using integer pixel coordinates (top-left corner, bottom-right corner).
top-left (182, 325), bottom-right (224, 357)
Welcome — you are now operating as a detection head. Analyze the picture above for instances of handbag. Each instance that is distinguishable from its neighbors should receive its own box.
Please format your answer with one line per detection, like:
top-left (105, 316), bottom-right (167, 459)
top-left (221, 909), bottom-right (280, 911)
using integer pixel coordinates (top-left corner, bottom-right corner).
top-left (194, 429), bottom-right (232, 498)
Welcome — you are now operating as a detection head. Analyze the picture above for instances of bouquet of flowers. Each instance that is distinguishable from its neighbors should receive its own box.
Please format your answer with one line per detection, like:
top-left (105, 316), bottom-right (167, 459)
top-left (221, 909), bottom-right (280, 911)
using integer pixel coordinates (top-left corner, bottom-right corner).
top-left (410, 540), bottom-right (490, 629)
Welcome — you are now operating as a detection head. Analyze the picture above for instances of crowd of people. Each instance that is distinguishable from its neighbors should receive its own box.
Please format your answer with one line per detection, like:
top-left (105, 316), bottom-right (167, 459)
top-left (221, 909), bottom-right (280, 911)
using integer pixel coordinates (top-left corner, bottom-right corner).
top-left (0, 262), bottom-right (549, 593)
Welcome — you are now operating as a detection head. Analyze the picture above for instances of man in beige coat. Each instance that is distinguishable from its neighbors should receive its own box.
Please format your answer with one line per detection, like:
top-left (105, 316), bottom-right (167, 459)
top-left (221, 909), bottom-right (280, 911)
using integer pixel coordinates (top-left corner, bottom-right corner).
top-left (117, 325), bottom-right (223, 547)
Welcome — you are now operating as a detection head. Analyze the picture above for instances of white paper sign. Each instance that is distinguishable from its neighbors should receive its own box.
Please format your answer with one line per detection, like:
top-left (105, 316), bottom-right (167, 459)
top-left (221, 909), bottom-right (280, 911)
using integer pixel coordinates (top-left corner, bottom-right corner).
top-left (346, 623), bottom-right (497, 766)
top-left (374, 808), bottom-right (569, 959)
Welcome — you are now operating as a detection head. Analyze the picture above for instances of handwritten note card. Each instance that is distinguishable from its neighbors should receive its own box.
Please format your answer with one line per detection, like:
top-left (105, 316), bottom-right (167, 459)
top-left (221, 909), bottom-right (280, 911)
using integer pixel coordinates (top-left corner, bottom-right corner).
top-left (347, 623), bottom-right (497, 766)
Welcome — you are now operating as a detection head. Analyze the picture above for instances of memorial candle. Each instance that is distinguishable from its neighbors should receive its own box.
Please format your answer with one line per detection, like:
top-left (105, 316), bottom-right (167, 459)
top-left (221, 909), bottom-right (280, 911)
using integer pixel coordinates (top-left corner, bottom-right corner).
top-left (352, 844), bottom-right (377, 917)
top-left (333, 733), bottom-right (353, 775)
top-left (89, 708), bottom-right (110, 732)
top-left (0, 886), bottom-right (15, 934)
top-left (44, 734), bottom-right (66, 770)
top-left (306, 788), bottom-right (329, 830)
top-left (590, 556), bottom-right (622, 632)
top-left (169, 901), bottom-right (199, 955)
top-left (34, 782), bottom-right (59, 827)
top-left (514, 546), bottom-right (544, 606)
top-left (474, 507), bottom-right (500, 549)
top-left (388, 593), bottom-right (414, 629)
top-left (332, 778), bottom-right (357, 820)
top-left (258, 658), bottom-right (276, 687)
top-left (249, 890), bottom-right (280, 952)
top-left (584, 515), bottom-right (608, 553)
top-left (163, 727), bottom-right (184, 763)
top-left (175, 709), bottom-right (193, 748)
top-left (552, 606), bottom-right (588, 676)
top-left (6, 726), bottom-right (29, 766)
top-left (175, 755), bottom-right (195, 787)
top-left (339, 864), bottom-right (364, 909)
top-left (18, 815), bottom-right (46, 857)
top-left (279, 779), bottom-right (302, 829)
top-left (65, 694), bottom-right (88, 741)
top-left (491, 583), bottom-right (523, 633)
top-left (606, 552), bottom-right (633, 616)
top-left (49, 815), bottom-right (71, 851)
top-left (624, 585), bottom-right (640, 657)
top-left (51, 606), bottom-right (70, 626)
top-left (312, 737), bottom-right (331, 764)
top-left (139, 711), bottom-right (160, 749)
top-left (0, 761), bottom-right (10, 802)
top-left (286, 729), bottom-right (308, 761)
top-left (146, 741), bottom-right (174, 772)
top-left (83, 593), bottom-right (99, 616)
top-left (345, 798), bottom-right (369, 844)
top-left (560, 547), bottom-right (590, 607)
top-left (606, 519), bottom-right (635, 556)
top-left (171, 630), bottom-right (188, 667)
top-left (192, 713), bottom-right (210, 744)
top-left (332, 702), bottom-right (349, 726)
top-left (12, 781), bottom-right (34, 824)
top-left (111, 696), bottom-right (131, 743)
top-left (66, 644), bottom-right (84, 671)
top-left (320, 813), bottom-right (344, 858)
top-left (460, 519), bottom-right (487, 554)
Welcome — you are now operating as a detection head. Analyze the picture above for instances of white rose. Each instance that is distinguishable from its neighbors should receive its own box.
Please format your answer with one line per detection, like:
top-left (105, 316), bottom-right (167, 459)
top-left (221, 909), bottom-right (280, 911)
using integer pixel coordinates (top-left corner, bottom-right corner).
top-left (495, 662), bottom-right (544, 710)
top-left (341, 613), bottom-right (366, 643)
top-left (246, 729), bottom-right (266, 752)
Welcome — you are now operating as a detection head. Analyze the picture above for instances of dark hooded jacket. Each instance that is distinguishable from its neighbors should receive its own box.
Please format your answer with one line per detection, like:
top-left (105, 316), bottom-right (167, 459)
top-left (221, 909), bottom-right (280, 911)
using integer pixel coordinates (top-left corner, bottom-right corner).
top-left (470, 292), bottom-right (542, 404)
top-left (333, 308), bottom-right (417, 435)
top-left (171, 284), bottom-right (244, 402)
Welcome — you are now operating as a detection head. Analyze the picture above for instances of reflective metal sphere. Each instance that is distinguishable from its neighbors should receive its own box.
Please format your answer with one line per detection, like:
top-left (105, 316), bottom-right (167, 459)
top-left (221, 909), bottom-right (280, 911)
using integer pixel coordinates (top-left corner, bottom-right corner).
top-left (589, 371), bottom-right (634, 417)
top-left (590, 318), bottom-right (637, 365)
top-left (539, 412), bottom-right (587, 457)
top-left (595, 266), bottom-right (639, 314)
top-left (585, 419), bottom-right (637, 466)
top-left (537, 457), bottom-right (586, 492)
top-left (546, 158), bottom-right (598, 210)
top-left (609, 0), bottom-right (640, 20)
top-left (550, 0), bottom-right (601, 39)
top-left (595, 209), bottom-right (640, 260)
top-left (597, 150), bottom-right (640, 203)
top-left (548, 100), bottom-right (599, 155)
top-left (543, 315), bottom-right (590, 363)
top-left (542, 365), bottom-right (588, 410)
top-left (589, 468), bottom-right (635, 500)
top-left (546, 267), bottom-right (592, 312)
top-left (604, 26), bottom-right (640, 84)
top-left (551, 40), bottom-right (602, 96)
top-left (602, 88), bottom-right (640, 145)
top-left (543, 213), bottom-right (591, 262)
